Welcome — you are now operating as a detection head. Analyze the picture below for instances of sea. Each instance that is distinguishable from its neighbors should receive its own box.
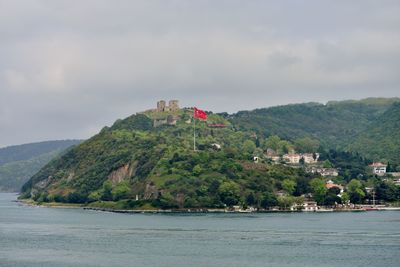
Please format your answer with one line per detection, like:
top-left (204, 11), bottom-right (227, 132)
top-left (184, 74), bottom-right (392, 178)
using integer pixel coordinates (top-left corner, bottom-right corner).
top-left (0, 193), bottom-right (399, 267)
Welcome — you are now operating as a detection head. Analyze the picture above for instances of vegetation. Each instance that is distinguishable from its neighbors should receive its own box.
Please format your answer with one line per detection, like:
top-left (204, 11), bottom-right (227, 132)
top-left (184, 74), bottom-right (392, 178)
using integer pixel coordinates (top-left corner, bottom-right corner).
top-left (20, 110), bottom-right (311, 209)
top-left (0, 140), bottom-right (81, 192)
top-left (19, 98), bottom-right (400, 209)
top-left (230, 97), bottom-right (400, 165)
top-left (348, 102), bottom-right (400, 167)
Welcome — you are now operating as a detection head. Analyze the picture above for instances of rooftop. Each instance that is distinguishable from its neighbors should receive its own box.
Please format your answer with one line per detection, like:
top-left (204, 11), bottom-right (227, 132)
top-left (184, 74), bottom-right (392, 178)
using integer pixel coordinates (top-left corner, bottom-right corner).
top-left (370, 162), bottom-right (387, 167)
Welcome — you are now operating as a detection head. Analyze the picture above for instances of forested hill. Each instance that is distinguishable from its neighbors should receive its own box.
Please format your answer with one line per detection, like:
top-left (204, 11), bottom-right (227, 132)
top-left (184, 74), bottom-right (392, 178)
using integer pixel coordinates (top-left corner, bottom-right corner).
top-left (348, 102), bottom-right (400, 165)
top-left (0, 140), bottom-right (81, 166)
top-left (0, 140), bottom-right (82, 192)
top-left (21, 109), bottom-right (310, 207)
top-left (229, 97), bottom-right (400, 164)
top-left (19, 98), bottom-right (400, 208)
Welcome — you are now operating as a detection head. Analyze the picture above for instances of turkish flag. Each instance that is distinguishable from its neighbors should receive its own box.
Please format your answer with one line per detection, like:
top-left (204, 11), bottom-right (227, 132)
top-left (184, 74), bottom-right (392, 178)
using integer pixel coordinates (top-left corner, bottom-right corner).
top-left (194, 107), bottom-right (207, 120)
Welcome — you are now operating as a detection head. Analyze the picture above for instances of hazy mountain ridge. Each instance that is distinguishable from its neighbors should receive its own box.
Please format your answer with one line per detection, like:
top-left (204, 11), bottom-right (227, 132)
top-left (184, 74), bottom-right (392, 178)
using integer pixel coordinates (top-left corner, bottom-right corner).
top-left (0, 140), bottom-right (82, 192)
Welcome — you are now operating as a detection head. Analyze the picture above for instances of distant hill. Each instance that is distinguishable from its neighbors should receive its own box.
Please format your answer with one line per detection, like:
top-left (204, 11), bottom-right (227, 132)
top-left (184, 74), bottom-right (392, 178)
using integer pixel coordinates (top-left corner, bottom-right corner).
top-left (0, 140), bottom-right (82, 192)
top-left (347, 102), bottom-right (400, 165)
top-left (229, 97), bottom-right (400, 164)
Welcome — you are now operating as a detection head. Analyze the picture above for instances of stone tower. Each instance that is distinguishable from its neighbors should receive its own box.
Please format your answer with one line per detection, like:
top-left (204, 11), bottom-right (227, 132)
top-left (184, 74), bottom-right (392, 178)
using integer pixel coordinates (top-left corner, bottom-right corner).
top-left (157, 100), bottom-right (166, 112)
top-left (169, 100), bottom-right (179, 111)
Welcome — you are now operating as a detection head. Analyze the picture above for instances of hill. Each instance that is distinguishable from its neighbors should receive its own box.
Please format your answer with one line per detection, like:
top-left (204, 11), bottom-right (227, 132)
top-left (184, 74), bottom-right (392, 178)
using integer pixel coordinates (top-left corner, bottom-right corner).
top-left (0, 140), bottom-right (82, 192)
top-left (229, 97), bottom-right (400, 165)
top-left (20, 98), bottom-right (400, 209)
top-left (347, 102), bottom-right (400, 166)
top-left (21, 109), bottom-right (316, 208)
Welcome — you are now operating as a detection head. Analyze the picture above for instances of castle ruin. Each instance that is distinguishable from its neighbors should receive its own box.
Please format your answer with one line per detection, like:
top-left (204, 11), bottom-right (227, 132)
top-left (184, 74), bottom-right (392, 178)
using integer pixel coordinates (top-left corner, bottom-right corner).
top-left (157, 100), bottom-right (180, 112)
top-left (153, 100), bottom-right (180, 127)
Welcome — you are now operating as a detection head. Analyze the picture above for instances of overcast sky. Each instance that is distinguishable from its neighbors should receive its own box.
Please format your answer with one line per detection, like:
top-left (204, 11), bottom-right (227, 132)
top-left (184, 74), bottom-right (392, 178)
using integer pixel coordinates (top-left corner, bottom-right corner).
top-left (0, 0), bottom-right (399, 147)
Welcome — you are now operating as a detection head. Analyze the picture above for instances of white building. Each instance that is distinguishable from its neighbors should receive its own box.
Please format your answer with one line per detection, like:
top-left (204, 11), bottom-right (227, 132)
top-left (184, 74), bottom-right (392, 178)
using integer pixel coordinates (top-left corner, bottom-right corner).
top-left (283, 153), bottom-right (319, 164)
top-left (302, 201), bottom-right (318, 211)
top-left (211, 143), bottom-right (221, 150)
top-left (265, 149), bottom-right (281, 163)
top-left (308, 167), bottom-right (339, 177)
top-left (370, 162), bottom-right (387, 175)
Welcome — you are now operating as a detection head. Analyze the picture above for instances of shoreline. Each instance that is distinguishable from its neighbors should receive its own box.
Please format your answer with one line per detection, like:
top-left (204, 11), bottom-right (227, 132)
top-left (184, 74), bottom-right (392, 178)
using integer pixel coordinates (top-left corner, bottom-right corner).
top-left (16, 199), bottom-right (400, 214)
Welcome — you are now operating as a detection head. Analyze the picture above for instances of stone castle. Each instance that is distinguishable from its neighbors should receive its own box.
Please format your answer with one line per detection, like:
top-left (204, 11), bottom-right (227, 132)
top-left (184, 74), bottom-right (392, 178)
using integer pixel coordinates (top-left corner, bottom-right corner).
top-left (153, 100), bottom-right (180, 127)
top-left (157, 100), bottom-right (179, 112)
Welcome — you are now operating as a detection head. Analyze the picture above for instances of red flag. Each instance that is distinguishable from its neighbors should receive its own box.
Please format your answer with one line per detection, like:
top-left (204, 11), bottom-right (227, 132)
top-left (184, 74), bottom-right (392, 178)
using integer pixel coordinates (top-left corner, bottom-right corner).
top-left (194, 107), bottom-right (207, 120)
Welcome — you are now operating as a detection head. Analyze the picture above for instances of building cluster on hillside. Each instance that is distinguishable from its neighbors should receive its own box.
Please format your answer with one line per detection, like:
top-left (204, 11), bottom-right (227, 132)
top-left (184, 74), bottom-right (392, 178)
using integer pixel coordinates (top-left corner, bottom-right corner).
top-left (265, 149), bottom-right (281, 162)
top-left (265, 149), bottom-right (319, 164)
top-left (307, 166), bottom-right (339, 177)
top-left (264, 149), bottom-right (344, 179)
top-left (369, 162), bottom-right (400, 185)
top-left (283, 152), bottom-right (319, 164)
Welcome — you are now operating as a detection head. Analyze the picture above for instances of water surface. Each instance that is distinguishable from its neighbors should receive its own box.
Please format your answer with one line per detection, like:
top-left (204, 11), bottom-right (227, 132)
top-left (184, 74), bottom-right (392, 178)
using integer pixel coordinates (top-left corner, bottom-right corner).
top-left (1, 193), bottom-right (399, 267)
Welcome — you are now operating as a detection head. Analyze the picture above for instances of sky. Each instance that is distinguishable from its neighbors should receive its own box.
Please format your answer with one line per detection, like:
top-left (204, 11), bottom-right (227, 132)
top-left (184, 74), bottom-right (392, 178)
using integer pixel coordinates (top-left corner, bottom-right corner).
top-left (0, 0), bottom-right (399, 147)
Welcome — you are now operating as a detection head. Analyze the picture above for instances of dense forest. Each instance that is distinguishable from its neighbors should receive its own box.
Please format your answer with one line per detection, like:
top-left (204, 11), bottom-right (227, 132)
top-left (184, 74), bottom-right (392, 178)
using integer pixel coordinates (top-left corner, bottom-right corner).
top-left (0, 140), bottom-right (82, 192)
top-left (229, 97), bottom-right (400, 166)
top-left (348, 102), bottom-right (400, 166)
top-left (20, 99), bottom-right (400, 209)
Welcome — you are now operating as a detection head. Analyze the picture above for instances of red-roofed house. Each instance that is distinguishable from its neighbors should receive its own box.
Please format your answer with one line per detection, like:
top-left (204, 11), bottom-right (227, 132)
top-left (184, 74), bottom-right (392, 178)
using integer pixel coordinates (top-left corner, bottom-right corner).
top-left (326, 180), bottom-right (344, 191)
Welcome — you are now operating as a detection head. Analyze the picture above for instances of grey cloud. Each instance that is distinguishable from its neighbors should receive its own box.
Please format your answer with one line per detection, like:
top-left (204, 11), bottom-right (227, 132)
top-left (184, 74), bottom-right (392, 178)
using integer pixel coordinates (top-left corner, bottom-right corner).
top-left (0, 0), bottom-right (399, 147)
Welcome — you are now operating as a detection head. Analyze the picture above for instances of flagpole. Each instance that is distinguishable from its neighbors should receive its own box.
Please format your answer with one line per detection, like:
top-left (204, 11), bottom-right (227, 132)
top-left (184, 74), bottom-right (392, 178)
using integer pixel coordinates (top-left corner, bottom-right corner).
top-left (193, 115), bottom-right (196, 151)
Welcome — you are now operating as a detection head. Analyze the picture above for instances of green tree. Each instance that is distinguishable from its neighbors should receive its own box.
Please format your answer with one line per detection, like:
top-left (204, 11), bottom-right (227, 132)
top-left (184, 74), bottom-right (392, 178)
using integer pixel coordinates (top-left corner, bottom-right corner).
top-left (341, 192), bottom-right (350, 204)
top-left (218, 181), bottom-right (240, 206)
top-left (294, 196), bottom-right (305, 210)
top-left (347, 179), bottom-right (365, 204)
top-left (310, 178), bottom-right (327, 205)
top-left (101, 180), bottom-right (113, 201)
top-left (192, 164), bottom-right (203, 176)
top-left (323, 160), bottom-right (333, 168)
top-left (263, 135), bottom-right (281, 151)
top-left (282, 179), bottom-right (296, 195)
top-left (277, 196), bottom-right (295, 210)
top-left (295, 137), bottom-right (320, 153)
top-left (246, 192), bottom-right (256, 206)
top-left (243, 140), bottom-right (256, 154)
top-left (88, 190), bottom-right (102, 202)
top-left (261, 193), bottom-right (278, 209)
top-left (255, 138), bottom-right (261, 148)
top-left (112, 181), bottom-right (131, 201)
top-left (376, 181), bottom-right (399, 201)
top-left (324, 187), bottom-right (341, 206)
top-left (278, 140), bottom-right (294, 154)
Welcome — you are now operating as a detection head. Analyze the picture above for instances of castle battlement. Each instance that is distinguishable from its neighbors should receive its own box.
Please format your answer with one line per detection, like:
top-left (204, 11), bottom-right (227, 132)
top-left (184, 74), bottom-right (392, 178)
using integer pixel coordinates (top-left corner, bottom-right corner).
top-left (157, 100), bottom-right (180, 112)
